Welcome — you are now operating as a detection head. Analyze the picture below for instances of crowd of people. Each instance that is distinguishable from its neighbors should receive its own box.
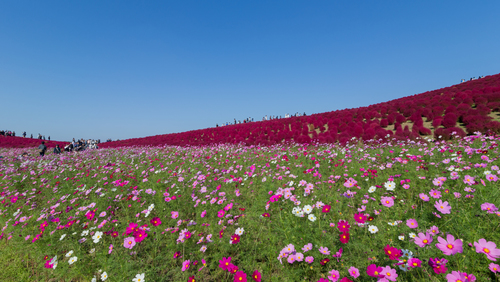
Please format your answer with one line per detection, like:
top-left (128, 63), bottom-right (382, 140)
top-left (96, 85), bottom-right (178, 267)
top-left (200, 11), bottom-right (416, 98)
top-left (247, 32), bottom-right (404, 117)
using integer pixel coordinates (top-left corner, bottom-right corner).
top-left (63, 138), bottom-right (100, 152)
top-left (0, 129), bottom-right (53, 140)
top-left (461, 76), bottom-right (485, 82)
top-left (216, 112), bottom-right (307, 127)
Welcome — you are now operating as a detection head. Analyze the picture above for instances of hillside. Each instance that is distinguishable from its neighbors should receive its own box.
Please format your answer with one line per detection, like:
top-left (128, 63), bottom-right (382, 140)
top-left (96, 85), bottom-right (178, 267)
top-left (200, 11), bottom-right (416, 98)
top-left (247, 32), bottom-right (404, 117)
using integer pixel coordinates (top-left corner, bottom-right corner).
top-left (0, 136), bottom-right (68, 149)
top-left (99, 73), bottom-right (500, 148)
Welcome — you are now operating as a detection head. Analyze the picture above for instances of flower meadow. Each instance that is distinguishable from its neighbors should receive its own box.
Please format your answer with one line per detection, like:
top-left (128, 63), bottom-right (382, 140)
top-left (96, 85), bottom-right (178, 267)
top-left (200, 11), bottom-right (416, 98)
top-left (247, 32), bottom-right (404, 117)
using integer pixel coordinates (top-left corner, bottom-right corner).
top-left (1, 133), bottom-right (500, 281)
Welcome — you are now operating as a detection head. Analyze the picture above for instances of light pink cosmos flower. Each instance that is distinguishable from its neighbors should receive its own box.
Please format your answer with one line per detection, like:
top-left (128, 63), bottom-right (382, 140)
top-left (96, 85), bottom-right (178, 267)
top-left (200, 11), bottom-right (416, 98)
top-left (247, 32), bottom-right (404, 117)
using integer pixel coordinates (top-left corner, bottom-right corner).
top-left (305, 256), bottom-right (314, 264)
top-left (171, 211), bottom-right (179, 219)
top-left (381, 196), bottom-right (394, 208)
top-left (463, 175), bottom-right (475, 185)
top-left (445, 270), bottom-right (467, 282)
top-left (319, 246), bottom-right (330, 255)
top-left (406, 219), bottom-right (418, 229)
top-left (436, 234), bottom-right (463, 256)
top-left (489, 263), bottom-right (500, 273)
top-left (474, 238), bottom-right (500, 261)
top-left (481, 203), bottom-right (498, 214)
top-left (429, 189), bottom-right (442, 199)
top-left (414, 232), bottom-right (433, 248)
top-left (182, 259), bottom-right (190, 271)
top-left (486, 174), bottom-right (498, 182)
top-left (123, 237), bottom-right (136, 249)
top-left (418, 193), bottom-right (430, 202)
top-left (427, 226), bottom-right (439, 236)
top-left (348, 266), bottom-right (360, 278)
top-left (434, 200), bottom-right (451, 214)
top-left (287, 254), bottom-right (297, 264)
top-left (295, 253), bottom-right (304, 262)
top-left (380, 266), bottom-right (398, 281)
top-left (302, 243), bottom-right (312, 253)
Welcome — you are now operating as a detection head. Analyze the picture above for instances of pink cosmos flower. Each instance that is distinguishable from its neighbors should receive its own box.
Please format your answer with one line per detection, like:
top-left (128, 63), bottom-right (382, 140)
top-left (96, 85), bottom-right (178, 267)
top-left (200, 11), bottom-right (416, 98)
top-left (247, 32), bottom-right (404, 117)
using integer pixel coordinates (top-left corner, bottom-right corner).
top-left (486, 174), bottom-right (498, 182)
top-left (287, 254), bottom-right (296, 264)
top-left (414, 232), bottom-right (433, 247)
top-left (305, 256), bottom-right (314, 264)
top-left (445, 271), bottom-right (466, 282)
top-left (463, 175), bottom-right (475, 185)
top-left (428, 226), bottom-right (439, 236)
top-left (302, 243), bottom-right (312, 252)
top-left (108, 244), bottom-right (113, 254)
top-left (474, 238), bottom-right (500, 261)
top-left (123, 237), bottom-right (136, 249)
top-left (489, 263), bottom-right (500, 273)
top-left (481, 203), bottom-right (498, 213)
top-left (348, 267), bottom-right (360, 278)
top-left (328, 269), bottom-right (340, 282)
top-left (332, 248), bottom-right (343, 262)
top-left (436, 234), bottom-right (463, 256)
top-left (434, 200), bottom-right (451, 214)
top-left (201, 210), bottom-right (207, 218)
top-left (429, 189), bottom-right (442, 199)
top-left (418, 193), bottom-right (429, 202)
top-left (150, 217), bottom-right (161, 226)
top-left (381, 196), bottom-right (394, 208)
top-left (171, 211), bottom-right (179, 219)
top-left (295, 253), bottom-right (304, 262)
top-left (406, 219), bottom-right (418, 229)
top-left (182, 259), bottom-right (190, 271)
top-left (319, 246), bottom-right (330, 255)
top-left (380, 266), bottom-right (398, 281)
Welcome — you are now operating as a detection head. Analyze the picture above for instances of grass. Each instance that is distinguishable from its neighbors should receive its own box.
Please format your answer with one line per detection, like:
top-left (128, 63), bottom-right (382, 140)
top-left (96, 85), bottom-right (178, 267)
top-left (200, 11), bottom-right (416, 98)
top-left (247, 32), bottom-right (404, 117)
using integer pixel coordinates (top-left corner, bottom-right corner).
top-left (1, 134), bottom-right (500, 281)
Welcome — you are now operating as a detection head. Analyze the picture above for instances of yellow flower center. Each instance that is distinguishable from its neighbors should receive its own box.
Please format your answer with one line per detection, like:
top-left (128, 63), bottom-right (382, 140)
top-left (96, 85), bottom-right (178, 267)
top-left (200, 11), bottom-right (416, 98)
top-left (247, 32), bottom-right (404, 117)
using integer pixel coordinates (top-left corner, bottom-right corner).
top-left (447, 244), bottom-right (453, 249)
top-left (423, 239), bottom-right (428, 243)
top-left (484, 248), bottom-right (490, 253)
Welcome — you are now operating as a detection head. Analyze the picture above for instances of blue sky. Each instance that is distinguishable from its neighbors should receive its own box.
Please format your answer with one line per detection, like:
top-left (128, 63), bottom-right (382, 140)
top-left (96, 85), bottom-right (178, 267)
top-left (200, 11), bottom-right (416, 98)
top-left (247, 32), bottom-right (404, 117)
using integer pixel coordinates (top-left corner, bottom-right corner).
top-left (1, 1), bottom-right (499, 142)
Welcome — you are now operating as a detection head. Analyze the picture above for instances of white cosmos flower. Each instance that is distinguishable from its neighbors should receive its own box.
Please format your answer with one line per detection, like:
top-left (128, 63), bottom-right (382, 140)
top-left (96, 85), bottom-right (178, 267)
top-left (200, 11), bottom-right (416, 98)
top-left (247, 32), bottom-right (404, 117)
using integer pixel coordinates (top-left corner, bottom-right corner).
top-left (303, 205), bottom-right (313, 214)
top-left (368, 186), bottom-right (376, 193)
top-left (384, 181), bottom-right (396, 191)
top-left (65, 250), bottom-right (74, 257)
top-left (92, 231), bottom-right (103, 243)
top-left (308, 214), bottom-right (317, 222)
top-left (60, 234), bottom-right (67, 241)
top-left (398, 235), bottom-right (405, 241)
top-left (409, 232), bottom-right (416, 239)
top-left (132, 273), bottom-right (145, 282)
top-left (68, 256), bottom-right (78, 265)
top-left (235, 228), bottom-right (244, 236)
top-left (101, 271), bottom-right (108, 281)
top-left (368, 225), bottom-right (379, 234)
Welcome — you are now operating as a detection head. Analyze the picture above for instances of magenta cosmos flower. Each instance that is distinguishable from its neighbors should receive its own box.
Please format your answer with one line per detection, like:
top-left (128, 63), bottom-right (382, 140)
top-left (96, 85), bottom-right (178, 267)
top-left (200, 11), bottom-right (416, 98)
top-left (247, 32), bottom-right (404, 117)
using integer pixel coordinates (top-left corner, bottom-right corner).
top-left (436, 234), bottom-right (463, 255)
top-left (219, 257), bottom-right (232, 271)
top-left (328, 269), bottom-right (340, 281)
top-left (337, 220), bottom-right (350, 232)
top-left (406, 219), bottom-right (418, 229)
top-left (353, 213), bottom-right (367, 224)
top-left (234, 271), bottom-right (247, 282)
top-left (474, 238), bottom-right (500, 261)
top-left (366, 264), bottom-right (384, 278)
top-left (434, 200), bottom-right (451, 214)
top-left (414, 232), bottom-right (433, 248)
top-left (381, 196), bottom-right (394, 207)
top-left (489, 263), bottom-right (500, 273)
top-left (123, 237), bottom-right (136, 249)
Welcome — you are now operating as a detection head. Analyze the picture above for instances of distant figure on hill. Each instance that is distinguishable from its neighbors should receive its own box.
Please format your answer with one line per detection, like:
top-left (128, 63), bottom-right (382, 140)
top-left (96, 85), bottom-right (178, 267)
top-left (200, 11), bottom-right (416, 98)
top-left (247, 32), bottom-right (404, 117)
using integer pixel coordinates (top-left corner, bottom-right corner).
top-left (23, 131), bottom-right (26, 137)
top-left (53, 144), bottom-right (61, 154)
top-left (30, 134), bottom-right (33, 138)
top-left (38, 141), bottom-right (47, 157)
top-left (48, 136), bottom-right (50, 141)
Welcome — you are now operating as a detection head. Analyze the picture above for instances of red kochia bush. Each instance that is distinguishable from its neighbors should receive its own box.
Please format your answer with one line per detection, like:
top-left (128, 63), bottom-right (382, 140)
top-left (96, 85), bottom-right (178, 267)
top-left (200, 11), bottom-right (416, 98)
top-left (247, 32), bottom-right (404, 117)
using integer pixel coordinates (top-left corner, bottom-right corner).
top-left (441, 113), bottom-right (457, 128)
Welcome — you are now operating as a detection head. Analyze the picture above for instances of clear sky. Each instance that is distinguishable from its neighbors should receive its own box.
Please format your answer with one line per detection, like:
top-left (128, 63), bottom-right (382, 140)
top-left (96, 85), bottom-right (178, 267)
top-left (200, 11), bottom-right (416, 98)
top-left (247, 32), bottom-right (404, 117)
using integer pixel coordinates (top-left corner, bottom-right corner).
top-left (1, 1), bottom-right (499, 142)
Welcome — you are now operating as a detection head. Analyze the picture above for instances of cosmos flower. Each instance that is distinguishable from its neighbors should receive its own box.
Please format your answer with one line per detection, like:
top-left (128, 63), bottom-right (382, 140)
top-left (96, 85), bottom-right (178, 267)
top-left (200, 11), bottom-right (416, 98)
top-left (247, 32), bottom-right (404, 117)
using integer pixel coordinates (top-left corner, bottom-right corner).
top-left (435, 234), bottom-right (463, 256)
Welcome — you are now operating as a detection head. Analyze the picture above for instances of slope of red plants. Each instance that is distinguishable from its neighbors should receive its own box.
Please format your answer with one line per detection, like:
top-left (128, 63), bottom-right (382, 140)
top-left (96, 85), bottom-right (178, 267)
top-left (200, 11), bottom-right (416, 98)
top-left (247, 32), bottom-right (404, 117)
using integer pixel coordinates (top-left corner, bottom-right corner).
top-left (99, 73), bottom-right (500, 148)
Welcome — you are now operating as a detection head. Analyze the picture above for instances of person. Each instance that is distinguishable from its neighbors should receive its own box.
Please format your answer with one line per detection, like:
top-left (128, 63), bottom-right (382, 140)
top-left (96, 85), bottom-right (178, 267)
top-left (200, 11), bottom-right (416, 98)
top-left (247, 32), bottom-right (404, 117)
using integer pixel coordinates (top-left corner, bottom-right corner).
top-left (38, 141), bottom-right (47, 157)
top-left (30, 134), bottom-right (33, 138)
top-left (48, 136), bottom-right (50, 141)
top-left (23, 131), bottom-right (26, 137)
top-left (53, 144), bottom-right (61, 154)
